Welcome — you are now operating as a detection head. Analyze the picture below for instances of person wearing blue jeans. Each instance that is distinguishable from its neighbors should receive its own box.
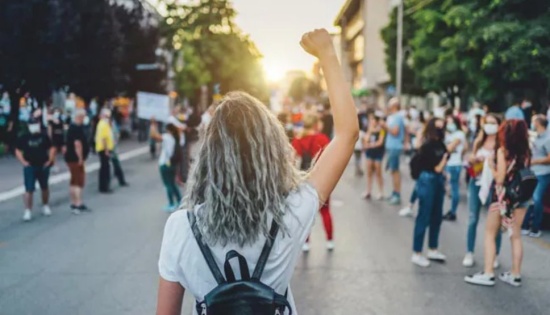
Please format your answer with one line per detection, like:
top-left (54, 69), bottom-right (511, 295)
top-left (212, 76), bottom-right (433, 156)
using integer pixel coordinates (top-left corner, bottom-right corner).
top-left (382, 98), bottom-right (405, 205)
top-left (464, 180), bottom-right (501, 267)
top-left (410, 117), bottom-right (448, 267)
top-left (443, 116), bottom-right (466, 221)
top-left (445, 165), bottom-right (462, 217)
top-left (522, 174), bottom-right (550, 237)
top-left (461, 112), bottom-right (502, 268)
top-left (522, 115), bottom-right (550, 238)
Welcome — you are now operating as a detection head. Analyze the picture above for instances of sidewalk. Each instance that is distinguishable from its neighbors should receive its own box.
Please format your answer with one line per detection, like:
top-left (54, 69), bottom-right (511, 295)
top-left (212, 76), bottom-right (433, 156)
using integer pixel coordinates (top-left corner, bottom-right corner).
top-left (0, 138), bottom-right (148, 193)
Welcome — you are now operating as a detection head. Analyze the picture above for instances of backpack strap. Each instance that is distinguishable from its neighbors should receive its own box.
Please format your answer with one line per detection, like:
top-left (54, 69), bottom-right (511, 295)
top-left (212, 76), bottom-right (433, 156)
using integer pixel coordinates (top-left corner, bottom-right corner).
top-left (251, 219), bottom-right (279, 280)
top-left (187, 211), bottom-right (226, 284)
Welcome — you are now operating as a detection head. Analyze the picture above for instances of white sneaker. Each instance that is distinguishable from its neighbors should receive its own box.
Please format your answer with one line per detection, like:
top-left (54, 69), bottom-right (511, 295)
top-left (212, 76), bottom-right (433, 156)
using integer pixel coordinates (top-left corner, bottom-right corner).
top-left (302, 243), bottom-right (310, 252)
top-left (399, 206), bottom-right (413, 217)
top-left (42, 205), bottom-right (52, 216)
top-left (494, 258), bottom-right (500, 269)
top-left (411, 254), bottom-right (430, 267)
top-left (23, 209), bottom-right (32, 222)
top-left (521, 229), bottom-right (530, 236)
top-left (499, 272), bottom-right (522, 287)
top-left (72, 208), bottom-right (81, 215)
top-left (465, 272), bottom-right (495, 286)
top-left (528, 231), bottom-right (542, 238)
top-left (374, 194), bottom-right (383, 201)
top-left (326, 241), bottom-right (335, 251)
top-left (427, 250), bottom-right (446, 262)
top-left (462, 253), bottom-right (475, 267)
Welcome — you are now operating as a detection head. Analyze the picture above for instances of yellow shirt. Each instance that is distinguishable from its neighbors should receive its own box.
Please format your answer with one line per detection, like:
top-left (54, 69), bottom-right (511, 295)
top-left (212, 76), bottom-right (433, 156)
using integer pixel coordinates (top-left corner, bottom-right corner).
top-left (95, 119), bottom-right (114, 152)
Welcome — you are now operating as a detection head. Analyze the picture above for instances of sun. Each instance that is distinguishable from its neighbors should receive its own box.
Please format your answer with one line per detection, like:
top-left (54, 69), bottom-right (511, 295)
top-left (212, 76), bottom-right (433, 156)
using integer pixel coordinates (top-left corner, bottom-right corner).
top-left (263, 60), bottom-right (286, 82)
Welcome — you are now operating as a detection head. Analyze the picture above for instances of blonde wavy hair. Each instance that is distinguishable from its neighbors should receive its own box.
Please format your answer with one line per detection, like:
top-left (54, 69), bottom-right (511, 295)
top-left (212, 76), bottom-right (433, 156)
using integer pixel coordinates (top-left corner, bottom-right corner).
top-left (182, 91), bottom-right (304, 246)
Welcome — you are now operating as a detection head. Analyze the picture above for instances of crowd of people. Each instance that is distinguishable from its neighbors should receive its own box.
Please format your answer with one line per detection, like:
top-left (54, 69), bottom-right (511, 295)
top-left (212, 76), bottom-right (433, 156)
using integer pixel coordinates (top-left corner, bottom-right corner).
top-left (273, 81), bottom-right (548, 289)
top-left (157, 28), bottom-right (546, 315)
top-left (0, 92), bottom-right (133, 221)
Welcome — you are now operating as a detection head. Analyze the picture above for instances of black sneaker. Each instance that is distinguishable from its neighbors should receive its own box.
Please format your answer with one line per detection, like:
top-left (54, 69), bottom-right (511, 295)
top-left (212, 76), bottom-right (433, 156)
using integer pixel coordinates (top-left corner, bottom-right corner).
top-left (78, 204), bottom-right (91, 212)
top-left (443, 212), bottom-right (456, 221)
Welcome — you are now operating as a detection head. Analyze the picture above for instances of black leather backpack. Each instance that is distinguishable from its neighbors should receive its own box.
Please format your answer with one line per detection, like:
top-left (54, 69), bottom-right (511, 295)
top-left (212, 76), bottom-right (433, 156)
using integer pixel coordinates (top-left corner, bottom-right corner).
top-left (187, 212), bottom-right (292, 315)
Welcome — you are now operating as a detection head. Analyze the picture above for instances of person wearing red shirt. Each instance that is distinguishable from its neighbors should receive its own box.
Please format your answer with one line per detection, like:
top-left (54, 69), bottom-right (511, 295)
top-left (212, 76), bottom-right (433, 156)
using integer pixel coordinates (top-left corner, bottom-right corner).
top-left (292, 114), bottom-right (333, 252)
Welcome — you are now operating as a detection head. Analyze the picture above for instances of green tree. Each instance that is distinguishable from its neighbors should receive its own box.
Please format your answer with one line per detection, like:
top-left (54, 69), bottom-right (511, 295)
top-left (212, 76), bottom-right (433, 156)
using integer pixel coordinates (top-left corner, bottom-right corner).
top-left (381, 2), bottom-right (427, 97)
top-left (160, 0), bottom-right (268, 104)
top-left (288, 76), bottom-right (321, 103)
top-left (382, 0), bottom-right (550, 110)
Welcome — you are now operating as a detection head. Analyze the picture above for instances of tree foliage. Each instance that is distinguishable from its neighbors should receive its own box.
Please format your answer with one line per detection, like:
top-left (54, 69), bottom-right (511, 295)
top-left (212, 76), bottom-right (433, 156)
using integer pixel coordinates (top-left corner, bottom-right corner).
top-left (381, 0), bottom-right (550, 109)
top-left (288, 77), bottom-right (321, 103)
top-left (160, 0), bottom-right (268, 104)
top-left (0, 0), bottom-right (162, 102)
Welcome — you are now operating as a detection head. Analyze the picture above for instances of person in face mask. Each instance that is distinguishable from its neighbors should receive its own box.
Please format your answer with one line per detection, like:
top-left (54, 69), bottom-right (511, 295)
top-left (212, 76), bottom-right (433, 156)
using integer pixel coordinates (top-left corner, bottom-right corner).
top-left (410, 118), bottom-right (448, 267)
top-left (15, 119), bottom-right (55, 221)
top-left (521, 115), bottom-right (550, 238)
top-left (462, 113), bottom-right (502, 268)
top-left (443, 116), bottom-right (466, 221)
top-left (95, 108), bottom-right (115, 193)
top-left (48, 109), bottom-right (65, 164)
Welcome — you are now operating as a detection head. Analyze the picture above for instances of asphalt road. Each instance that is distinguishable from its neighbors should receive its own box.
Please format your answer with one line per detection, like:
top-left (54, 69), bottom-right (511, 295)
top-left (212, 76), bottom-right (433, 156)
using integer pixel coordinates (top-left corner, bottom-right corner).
top-left (1, 152), bottom-right (550, 315)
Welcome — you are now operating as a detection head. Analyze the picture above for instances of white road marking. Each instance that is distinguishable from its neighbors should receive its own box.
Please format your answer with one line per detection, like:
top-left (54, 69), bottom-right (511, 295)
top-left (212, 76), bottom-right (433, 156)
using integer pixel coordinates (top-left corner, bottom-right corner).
top-left (0, 146), bottom-right (149, 203)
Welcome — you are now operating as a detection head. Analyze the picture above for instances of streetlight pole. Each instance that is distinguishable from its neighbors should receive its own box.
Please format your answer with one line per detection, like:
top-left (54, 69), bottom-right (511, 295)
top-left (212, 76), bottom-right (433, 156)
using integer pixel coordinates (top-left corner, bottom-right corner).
top-left (396, 0), bottom-right (404, 100)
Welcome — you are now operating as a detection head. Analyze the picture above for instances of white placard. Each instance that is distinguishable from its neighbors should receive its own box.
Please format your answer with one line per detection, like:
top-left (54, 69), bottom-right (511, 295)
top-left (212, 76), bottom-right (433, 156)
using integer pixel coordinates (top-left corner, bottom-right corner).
top-left (137, 92), bottom-right (170, 122)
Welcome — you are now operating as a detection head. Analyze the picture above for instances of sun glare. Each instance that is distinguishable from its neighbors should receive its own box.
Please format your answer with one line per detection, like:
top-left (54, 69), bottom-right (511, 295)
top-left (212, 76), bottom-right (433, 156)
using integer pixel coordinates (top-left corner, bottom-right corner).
top-left (263, 61), bottom-right (286, 83)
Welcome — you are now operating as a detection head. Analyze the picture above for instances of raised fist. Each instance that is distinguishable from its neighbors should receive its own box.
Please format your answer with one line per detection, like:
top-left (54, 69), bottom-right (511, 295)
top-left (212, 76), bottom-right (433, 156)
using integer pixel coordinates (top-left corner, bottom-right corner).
top-left (300, 29), bottom-right (335, 59)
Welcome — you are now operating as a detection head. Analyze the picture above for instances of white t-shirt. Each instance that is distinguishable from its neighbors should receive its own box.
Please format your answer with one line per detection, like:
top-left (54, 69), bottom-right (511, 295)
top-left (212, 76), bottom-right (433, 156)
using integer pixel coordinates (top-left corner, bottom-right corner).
top-left (445, 130), bottom-right (466, 166)
top-left (474, 147), bottom-right (493, 185)
top-left (158, 133), bottom-right (176, 166)
top-left (158, 183), bottom-right (319, 315)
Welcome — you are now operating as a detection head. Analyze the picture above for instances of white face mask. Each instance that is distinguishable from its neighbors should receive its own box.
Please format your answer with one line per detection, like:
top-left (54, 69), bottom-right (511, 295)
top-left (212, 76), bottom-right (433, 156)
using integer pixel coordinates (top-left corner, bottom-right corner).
top-left (483, 124), bottom-right (498, 135)
top-left (28, 123), bottom-right (41, 134)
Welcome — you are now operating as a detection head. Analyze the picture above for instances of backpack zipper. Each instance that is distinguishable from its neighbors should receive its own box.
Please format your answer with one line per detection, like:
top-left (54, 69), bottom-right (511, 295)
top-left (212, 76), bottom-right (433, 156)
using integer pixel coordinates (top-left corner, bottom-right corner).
top-left (201, 304), bottom-right (207, 315)
top-left (275, 309), bottom-right (281, 315)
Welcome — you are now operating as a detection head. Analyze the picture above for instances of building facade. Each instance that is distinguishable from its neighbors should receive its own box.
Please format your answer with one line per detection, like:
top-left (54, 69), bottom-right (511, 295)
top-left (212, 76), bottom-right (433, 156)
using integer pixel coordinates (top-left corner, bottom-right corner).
top-left (335, 0), bottom-right (398, 107)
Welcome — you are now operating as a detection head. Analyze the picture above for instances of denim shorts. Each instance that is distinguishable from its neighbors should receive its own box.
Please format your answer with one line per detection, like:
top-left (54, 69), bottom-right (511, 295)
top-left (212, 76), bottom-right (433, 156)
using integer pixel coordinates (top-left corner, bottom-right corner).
top-left (366, 154), bottom-right (384, 162)
top-left (23, 166), bottom-right (50, 192)
top-left (386, 149), bottom-right (402, 172)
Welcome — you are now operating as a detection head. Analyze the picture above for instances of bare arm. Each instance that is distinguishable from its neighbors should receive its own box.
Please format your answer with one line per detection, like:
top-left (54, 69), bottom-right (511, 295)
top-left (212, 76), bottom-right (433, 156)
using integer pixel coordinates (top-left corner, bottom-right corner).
top-left (156, 277), bottom-right (184, 315)
top-left (447, 138), bottom-right (461, 153)
top-left (363, 130), bottom-right (372, 148)
top-left (301, 29), bottom-right (359, 203)
top-left (15, 149), bottom-right (29, 166)
top-left (46, 147), bottom-right (56, 166)
top-left (150, 124), bottom-right (163, 142)
top-left (385, 123), bottom-right (400, 136)
top-left (374, 130), bottom-right (385, 148)
top-left (532, 154), bottom-right (550, 166)
top-left (434, 153), bottom-right (449, 173)
top-left (492, 148), bottom-right (507, 185)
top-left (74, 140), bottom-right (83, 164)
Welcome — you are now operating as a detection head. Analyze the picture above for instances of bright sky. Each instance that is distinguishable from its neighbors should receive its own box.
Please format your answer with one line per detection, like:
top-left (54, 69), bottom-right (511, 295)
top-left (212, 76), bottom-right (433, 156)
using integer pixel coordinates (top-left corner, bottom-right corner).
top-left (231, 0), bottom-right (346, 81)
top-left (149, 0), bottom-right (347, 81)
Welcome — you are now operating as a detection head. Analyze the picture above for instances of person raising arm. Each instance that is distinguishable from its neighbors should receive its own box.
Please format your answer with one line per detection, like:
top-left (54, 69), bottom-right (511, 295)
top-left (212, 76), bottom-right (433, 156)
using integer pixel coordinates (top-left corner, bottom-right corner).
top-left (300, 29), bottom-right (359, 203)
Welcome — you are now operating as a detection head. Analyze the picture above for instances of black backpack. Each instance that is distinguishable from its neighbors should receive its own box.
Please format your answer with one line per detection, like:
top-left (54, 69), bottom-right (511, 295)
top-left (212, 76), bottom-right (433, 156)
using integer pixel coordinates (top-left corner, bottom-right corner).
top-left (409, 153), bottom-right (421, 180)
top-left (187, 212), bottom-right (292, 315)
top-left (299, 137), bottom-right (315, 171)
top-left (505, 167), bottom-right (538, 208)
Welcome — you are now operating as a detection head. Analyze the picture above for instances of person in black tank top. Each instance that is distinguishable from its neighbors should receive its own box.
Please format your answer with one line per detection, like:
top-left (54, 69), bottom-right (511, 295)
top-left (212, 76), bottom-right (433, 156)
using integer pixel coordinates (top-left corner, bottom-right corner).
top-left (363, 111), bottom-right (386, 200)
